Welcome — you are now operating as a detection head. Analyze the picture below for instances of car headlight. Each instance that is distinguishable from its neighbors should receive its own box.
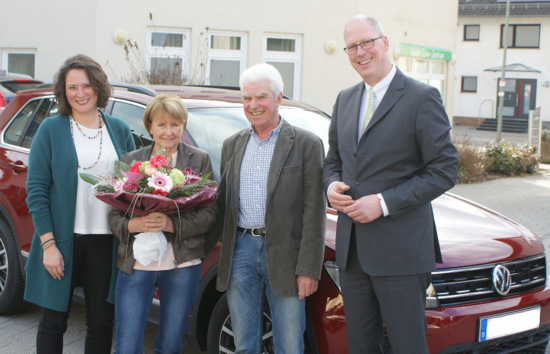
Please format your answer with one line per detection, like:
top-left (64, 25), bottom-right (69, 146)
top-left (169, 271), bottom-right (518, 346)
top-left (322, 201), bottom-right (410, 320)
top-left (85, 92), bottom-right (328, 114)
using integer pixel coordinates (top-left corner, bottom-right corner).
top-left (325, 260), bottom-right (441, 309)
top-left (324, 260), bottom-right (341, 293)
top-left (425, 283), bottom-right (440, 309)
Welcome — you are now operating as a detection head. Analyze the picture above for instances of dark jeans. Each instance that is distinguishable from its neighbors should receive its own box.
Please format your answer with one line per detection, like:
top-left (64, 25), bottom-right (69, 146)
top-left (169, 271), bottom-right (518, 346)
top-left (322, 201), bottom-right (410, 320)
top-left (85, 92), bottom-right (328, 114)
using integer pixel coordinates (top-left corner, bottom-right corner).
top-left (36, 234), bottom-right (115, 354)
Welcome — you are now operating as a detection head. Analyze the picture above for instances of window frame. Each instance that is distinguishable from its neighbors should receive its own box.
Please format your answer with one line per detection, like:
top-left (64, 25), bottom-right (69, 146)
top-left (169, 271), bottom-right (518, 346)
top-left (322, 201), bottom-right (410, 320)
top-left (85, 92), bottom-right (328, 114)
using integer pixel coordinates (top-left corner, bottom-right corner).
top-left (461, 76), bottom-right (478, 93)
top-left (262, 34), bottom-right (302, 100)
top-left (206, 31), bottom-right (248, 87)
top-left (146, 28), bottom-right (190, 83)
top-left (463, 25), bottom-right (480, 41)
top-left (500, 24), bottom-right (540, 49)
top-left (1, 48), bottom-right (37, 77)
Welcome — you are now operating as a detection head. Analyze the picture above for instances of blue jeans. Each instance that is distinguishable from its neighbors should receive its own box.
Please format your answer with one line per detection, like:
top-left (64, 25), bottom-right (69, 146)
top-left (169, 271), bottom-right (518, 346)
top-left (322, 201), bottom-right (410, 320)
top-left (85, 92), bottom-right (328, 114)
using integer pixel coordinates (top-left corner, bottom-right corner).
top-left (114, 265), bottom-right (201, 354)
top-left (227, 231), bottom-right (305, 354)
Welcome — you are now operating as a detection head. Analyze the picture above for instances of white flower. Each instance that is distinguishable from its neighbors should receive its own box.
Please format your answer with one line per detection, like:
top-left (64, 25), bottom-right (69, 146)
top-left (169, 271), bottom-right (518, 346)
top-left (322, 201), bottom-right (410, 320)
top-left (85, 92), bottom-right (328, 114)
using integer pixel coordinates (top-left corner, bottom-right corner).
top-left (113, 177), bottom-right (127, 192)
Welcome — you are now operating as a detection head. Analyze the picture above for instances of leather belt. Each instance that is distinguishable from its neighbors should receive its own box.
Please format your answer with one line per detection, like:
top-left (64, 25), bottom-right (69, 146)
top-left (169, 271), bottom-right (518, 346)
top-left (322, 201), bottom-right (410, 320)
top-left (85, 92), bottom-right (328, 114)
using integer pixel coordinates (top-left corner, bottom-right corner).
top-left (237, 226), bottom-right (266, 237)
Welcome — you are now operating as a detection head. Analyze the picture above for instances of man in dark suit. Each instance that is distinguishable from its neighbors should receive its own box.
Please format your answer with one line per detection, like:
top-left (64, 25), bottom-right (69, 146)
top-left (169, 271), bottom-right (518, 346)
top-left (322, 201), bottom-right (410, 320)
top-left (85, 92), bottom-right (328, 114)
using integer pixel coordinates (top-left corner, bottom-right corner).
top-left (215, 63), bottom-right (326, 353)
top-left (323, 15), bottom-right (458, 353)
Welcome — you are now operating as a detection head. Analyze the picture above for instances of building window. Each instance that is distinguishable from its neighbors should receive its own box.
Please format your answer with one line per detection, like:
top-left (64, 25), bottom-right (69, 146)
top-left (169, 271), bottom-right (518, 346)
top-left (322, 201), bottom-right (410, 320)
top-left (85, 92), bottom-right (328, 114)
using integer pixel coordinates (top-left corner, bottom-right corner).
top-left (461, 76), bottom-right (477, 93)
top-left (146, 29), bottom-right (190, 84)
top-left (263, 34), bottom-right (302, 100)
top-left (500, 24), bottom-right (540, 48)
top-left (2, 49), bottom-right (36, 77)
top-left (464, 25), bottom-right (480, 41)
top-left (207, 33), bottom-right (247, 87)
top-left (397, 57), bottom-right (448, 101)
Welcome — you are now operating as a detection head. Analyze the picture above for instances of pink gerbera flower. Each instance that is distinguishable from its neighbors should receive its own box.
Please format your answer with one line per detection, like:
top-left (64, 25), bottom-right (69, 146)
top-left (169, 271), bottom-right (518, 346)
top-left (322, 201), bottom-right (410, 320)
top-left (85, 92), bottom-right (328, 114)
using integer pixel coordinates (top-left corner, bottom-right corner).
top-left (148, 172), bottom-right (173, 193)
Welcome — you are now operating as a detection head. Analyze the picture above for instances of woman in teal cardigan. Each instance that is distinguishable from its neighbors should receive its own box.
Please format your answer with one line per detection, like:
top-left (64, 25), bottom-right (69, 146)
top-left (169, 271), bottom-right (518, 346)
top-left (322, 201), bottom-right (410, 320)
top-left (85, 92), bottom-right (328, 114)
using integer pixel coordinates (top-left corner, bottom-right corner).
top-left (24, 54), bottom-right (135, 354)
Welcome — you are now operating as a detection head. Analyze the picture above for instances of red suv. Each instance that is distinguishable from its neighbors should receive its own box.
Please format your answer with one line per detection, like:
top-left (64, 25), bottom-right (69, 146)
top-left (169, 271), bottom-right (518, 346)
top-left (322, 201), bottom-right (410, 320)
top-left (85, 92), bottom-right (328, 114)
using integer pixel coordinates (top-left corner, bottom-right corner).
top-left (1, 85), bottom-right (550, 353)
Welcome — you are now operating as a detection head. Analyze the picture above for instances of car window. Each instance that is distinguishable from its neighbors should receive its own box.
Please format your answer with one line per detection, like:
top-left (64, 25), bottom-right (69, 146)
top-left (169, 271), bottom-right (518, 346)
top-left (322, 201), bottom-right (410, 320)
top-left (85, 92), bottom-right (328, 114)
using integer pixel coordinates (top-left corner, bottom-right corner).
top-left (4, 98), bottom-right (58, 148)
top-left (109, 100), bottom-right (151, 149)
top-left (4, 99), bottom-right (40, 146)
top-left (186, 107), bottom-right (249, 179)
top-left (22, 98), bottom-right (58, 148)
top-left (279, 107), bottom-right (330, 155)
top-left (0, 81), bottom-right (42, 94)
top-left (185, 106), bottom-right (330, 179)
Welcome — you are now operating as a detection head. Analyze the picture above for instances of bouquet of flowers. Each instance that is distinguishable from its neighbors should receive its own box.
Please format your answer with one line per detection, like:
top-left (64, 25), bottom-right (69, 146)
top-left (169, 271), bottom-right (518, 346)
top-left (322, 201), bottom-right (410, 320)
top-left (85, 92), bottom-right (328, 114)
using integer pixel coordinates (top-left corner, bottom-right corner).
top-left (80, 153), bottom-right (217, 266)
top-left (80, 154), bottom-right (217, 217)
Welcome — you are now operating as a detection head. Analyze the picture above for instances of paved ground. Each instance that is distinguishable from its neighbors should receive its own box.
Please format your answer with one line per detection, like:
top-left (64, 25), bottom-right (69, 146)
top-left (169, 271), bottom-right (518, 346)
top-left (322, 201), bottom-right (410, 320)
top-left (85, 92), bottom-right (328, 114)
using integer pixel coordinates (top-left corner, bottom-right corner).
top-left (451, 124), bottom-right (533, 147)
top-left (0, 303), bottom-right (199, 354)
top-left (1, 125), bottom-right (548, 353)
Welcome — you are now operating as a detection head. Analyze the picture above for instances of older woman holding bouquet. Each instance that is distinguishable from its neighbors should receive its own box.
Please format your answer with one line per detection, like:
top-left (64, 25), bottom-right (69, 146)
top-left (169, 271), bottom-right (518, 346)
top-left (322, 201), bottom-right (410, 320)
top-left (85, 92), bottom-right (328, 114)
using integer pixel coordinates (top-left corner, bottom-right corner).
top-left (24, 54), bottom-right (135, 353)
top-left (108, 94), bottom-right (216, 353)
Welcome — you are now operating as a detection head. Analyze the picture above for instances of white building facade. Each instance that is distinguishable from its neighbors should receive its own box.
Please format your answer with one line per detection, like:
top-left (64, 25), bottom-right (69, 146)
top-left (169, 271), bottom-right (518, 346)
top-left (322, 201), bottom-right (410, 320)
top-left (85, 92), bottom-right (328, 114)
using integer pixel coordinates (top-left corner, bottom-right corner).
top-left (454, 0), bottom-right (550, 128)
top-left (1, 0), bottom-right (458, 114)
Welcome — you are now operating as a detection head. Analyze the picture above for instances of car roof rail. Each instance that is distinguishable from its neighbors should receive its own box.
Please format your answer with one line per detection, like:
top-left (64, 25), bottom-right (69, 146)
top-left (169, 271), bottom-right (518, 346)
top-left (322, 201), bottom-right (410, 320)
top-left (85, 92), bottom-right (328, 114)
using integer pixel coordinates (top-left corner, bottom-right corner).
top-left (183, 84), bottom-right (292, 100)
top-left (110, 83), bottom-right (157, 97)
top-left (35, 82), bottom-right (157, 97)
top-left (184, 84), bottom-right (241, 91)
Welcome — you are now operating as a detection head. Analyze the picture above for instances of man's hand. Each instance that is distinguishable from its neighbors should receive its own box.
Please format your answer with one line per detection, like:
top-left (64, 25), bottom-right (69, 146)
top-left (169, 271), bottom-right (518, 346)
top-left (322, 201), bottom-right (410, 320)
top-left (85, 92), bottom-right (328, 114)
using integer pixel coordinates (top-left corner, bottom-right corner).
top-left (327, 182), bottom-right (354, 212)
top-left (297, 275), bottom-right (319, 300)
top-left (343, 194), bottom-right (383, 223)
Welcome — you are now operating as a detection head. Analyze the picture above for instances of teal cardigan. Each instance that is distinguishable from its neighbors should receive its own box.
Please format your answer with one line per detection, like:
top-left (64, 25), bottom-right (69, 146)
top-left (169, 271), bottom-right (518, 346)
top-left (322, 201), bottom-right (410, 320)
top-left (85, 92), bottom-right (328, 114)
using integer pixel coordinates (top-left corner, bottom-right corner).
top-left (24, 112), bottom-right (135, 311)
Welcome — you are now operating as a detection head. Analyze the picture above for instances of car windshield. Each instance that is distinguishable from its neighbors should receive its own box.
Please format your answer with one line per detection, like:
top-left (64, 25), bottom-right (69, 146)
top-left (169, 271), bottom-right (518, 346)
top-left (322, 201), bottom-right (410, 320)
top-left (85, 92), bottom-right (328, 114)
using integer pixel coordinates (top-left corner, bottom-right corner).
top-left (185, 106), bottom-right (330, 179)
top-left (0, 81), bottom-right (42, 94)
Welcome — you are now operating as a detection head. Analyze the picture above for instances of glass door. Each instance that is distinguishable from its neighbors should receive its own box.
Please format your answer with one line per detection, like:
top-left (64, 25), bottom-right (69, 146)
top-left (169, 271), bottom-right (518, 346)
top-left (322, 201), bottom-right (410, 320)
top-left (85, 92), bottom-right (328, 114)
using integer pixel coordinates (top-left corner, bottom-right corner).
top-left (497, 78), bottom-right (537, 119)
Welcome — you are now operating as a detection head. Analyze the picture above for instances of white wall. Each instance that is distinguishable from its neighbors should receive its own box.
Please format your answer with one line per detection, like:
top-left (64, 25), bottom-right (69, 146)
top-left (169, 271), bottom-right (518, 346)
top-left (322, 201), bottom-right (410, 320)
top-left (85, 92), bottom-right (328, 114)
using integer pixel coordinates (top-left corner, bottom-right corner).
top-left (0, 0), bottom-right (458, 114)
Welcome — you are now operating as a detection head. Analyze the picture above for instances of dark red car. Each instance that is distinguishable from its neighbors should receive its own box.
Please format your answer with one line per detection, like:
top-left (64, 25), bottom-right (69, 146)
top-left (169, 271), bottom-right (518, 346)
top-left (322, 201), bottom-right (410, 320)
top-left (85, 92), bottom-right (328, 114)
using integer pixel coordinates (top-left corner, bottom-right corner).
top-left (1, 85), bottom-right (549, 353)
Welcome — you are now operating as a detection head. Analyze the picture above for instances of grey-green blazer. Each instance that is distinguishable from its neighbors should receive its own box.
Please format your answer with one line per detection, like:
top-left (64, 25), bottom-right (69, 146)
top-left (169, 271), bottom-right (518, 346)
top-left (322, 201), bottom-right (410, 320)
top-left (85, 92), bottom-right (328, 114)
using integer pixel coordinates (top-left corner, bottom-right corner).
top-left (215, 119), bottom-right (326, 297)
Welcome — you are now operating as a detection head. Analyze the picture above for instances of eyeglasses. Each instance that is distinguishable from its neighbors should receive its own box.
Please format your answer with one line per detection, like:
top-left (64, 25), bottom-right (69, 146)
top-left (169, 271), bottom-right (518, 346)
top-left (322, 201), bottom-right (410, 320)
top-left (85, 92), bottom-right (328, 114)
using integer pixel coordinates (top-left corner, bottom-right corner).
top-left (343, 36), bottom-right (383, 55)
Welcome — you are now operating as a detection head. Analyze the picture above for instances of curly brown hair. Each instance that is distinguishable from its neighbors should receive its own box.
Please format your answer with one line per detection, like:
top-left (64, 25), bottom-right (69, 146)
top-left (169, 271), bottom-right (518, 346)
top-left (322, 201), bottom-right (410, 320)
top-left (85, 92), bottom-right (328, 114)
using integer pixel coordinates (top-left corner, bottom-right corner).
top-left (53, 54), bottom-right (112, 116)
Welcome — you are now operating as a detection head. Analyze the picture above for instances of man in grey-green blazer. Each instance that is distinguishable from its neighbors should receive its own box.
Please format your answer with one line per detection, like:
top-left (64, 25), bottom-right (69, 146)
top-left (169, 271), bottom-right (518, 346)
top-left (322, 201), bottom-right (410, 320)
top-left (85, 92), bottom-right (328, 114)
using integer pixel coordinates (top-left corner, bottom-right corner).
top-left (215, 63), bottom-right (325, 353)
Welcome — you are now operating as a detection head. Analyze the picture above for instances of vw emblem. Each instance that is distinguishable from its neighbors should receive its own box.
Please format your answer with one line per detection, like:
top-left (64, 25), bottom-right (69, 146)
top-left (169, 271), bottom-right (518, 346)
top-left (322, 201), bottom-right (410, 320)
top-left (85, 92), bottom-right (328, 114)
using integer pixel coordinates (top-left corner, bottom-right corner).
top-left (492, 265), bottom-right (512, 296)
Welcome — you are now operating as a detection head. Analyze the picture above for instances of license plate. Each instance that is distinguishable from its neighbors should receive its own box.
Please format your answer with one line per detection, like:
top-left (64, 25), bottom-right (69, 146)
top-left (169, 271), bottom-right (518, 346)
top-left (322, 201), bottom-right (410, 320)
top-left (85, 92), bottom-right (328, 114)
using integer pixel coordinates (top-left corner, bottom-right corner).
top-left (478, 306), bottom-right (540, 342)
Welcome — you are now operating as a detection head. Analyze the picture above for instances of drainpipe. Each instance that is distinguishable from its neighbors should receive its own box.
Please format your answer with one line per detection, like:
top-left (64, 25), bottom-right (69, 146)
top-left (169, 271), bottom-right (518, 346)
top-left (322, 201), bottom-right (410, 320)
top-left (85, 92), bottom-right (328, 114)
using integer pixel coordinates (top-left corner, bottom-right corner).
top-left (496, 0), bottom-right (511, 142)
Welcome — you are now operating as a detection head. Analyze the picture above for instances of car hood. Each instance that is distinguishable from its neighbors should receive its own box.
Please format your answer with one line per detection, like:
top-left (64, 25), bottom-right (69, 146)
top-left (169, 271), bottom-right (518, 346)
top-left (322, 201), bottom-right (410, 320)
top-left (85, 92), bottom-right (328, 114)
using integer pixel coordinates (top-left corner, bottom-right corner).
top-left (433, 193), bottom-right (543, 267)
top-left (324, 193), bottom-right (543, 269)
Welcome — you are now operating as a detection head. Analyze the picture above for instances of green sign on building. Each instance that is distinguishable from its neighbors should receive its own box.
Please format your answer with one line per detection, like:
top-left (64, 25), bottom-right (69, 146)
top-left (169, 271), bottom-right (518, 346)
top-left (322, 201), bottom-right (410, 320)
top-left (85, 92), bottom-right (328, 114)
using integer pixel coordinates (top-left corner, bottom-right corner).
top-left (400, 43), bottom-right (452, 61)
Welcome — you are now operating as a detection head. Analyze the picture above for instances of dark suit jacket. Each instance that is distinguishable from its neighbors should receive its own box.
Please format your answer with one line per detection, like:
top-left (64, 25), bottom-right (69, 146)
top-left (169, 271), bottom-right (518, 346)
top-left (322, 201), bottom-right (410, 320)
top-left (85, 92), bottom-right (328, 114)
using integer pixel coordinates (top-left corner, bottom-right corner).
top-left (323, 68), bottom-right (458, 276)
top-left (215, 119), bottom-right (326, 297)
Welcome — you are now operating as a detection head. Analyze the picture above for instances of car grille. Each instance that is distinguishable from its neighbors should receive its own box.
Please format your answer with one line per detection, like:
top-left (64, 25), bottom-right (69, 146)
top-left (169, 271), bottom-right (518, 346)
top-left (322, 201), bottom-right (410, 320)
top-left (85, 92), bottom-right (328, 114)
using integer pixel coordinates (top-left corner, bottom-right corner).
top-left (440, 322), bottom-right (550, 353)
top-left (433, 254), bottom-right (546, 306)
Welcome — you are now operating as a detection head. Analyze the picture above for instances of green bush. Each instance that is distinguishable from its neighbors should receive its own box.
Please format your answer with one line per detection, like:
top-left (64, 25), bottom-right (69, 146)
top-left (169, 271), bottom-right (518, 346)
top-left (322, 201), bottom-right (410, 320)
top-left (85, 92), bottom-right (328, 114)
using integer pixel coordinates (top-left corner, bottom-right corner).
top-left (485, 143), bottom-right (540, 176)
top-left (542, 129), bottom-right (550, 143)
top-left (453, 135), bottom-right (487, 184)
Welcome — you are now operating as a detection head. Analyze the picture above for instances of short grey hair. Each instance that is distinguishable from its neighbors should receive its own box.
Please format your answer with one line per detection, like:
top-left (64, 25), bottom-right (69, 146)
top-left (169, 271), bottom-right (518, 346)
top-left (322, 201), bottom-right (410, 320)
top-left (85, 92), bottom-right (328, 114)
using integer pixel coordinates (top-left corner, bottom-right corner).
top-left (344, 15), bottom-right (385, 39)
top-left (239, 63), bottom-right (284, 97)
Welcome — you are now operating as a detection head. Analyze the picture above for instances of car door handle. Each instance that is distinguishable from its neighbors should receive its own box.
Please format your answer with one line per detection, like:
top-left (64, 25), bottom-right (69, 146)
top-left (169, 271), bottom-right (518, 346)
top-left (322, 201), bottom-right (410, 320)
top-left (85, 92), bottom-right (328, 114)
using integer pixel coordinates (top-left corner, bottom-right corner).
top-left (10, 160), bottom-right (28, 173)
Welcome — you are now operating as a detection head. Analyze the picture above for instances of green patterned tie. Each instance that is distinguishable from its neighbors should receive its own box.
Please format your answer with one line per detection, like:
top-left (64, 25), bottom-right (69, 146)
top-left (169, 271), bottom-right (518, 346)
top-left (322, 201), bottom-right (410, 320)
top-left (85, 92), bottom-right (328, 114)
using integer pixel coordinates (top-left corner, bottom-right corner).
top-left (361, 87), bottom-right (375, 135)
